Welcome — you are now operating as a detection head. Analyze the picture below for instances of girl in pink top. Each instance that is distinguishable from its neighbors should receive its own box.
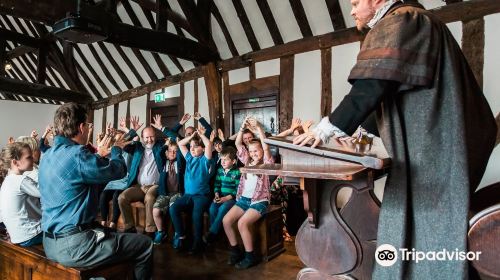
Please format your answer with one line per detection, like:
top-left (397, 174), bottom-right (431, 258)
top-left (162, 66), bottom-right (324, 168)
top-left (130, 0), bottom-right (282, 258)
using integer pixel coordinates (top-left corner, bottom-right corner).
top-left (222, 117), bottom-right (274, 269)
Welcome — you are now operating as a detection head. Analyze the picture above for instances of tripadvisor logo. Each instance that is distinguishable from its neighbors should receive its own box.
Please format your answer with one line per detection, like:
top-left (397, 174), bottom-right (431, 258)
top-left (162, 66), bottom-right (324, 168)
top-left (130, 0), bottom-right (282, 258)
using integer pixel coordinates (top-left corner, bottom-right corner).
top-left (375, 244), bottom-right (398, 267)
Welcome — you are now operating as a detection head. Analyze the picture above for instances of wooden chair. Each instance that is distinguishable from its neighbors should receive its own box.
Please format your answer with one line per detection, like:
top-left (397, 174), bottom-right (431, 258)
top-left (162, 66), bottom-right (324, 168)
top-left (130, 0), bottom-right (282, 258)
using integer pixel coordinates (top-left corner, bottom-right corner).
top-left (468, 182), bottom-right (500, 279)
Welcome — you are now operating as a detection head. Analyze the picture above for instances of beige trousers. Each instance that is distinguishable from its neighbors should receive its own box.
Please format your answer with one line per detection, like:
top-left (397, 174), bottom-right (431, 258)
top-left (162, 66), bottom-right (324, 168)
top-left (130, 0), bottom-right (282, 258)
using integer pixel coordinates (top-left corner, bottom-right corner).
top-left (118, 184), bottom-right (159, 232)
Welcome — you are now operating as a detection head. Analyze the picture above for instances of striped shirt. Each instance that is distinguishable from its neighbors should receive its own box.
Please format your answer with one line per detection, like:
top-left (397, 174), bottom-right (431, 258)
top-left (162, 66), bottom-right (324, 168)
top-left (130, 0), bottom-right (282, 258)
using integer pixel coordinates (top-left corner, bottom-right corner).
top-left (213, 166), bottom-right (241, 197)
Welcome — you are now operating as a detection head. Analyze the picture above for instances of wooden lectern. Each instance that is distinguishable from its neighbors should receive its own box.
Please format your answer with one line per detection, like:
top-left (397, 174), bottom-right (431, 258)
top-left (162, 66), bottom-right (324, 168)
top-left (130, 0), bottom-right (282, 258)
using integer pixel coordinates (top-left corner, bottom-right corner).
top-left (241, 136), bottom-right (390, 280)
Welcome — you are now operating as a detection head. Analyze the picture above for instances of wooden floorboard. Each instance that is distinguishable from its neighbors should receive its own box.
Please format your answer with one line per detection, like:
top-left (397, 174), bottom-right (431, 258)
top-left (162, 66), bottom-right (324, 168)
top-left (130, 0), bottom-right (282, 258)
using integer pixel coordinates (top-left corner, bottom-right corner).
top-left (153, 240), bottom-right (303, 280)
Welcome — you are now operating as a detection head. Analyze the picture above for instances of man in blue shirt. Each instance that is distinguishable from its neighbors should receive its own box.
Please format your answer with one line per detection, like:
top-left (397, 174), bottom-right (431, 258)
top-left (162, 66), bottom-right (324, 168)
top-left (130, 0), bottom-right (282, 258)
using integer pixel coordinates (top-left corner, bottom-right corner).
top-left (39, 103), bottom-right (153, 280)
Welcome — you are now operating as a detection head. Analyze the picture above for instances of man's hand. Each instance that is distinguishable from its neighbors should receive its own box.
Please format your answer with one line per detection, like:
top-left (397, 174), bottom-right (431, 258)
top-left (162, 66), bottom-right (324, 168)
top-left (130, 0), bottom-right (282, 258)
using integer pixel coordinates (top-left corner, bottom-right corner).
top-left (193, 112), bottom-right (202, 120)
top-left (130, 116), bottom-right (143, 131)
top-left (7, 137), bottom-right (14, 144)
top-left (214, 192), bottom-right (220, 203)
top-left (112, 133), bottom-right (132, 149)
top-left (42, 124), bottom-right (53, 138)
top-left (152, 114), bottom-right (163, 130)
top-left (180, 113), bottom-right (191, 125)
top-left (293, 131), bottom-right (322, 148)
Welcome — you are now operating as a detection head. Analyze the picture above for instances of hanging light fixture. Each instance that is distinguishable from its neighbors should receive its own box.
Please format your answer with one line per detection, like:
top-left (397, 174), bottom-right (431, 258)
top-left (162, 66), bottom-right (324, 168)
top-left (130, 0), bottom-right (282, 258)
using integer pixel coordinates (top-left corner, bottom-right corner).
top-left (4, 60), bottom-right (12, 71)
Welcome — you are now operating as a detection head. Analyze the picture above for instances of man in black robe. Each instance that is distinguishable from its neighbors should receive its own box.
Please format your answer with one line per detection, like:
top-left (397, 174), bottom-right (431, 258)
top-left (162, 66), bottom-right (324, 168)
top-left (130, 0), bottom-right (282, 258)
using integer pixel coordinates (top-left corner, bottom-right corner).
top-left (294, 0), bottom-right (497, 279)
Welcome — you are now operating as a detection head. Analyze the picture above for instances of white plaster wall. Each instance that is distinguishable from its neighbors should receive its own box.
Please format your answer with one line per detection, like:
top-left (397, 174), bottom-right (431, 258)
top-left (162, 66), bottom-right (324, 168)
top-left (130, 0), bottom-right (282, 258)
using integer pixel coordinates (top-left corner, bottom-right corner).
top-left (198, 78), bottom-right (210, 123)
top-left (184, 80), bottom-right (195, 128)
top-left (129, 95), bottom-right (147, 133)
top-left (93, 108), bottom-right (103, 142)
top-left (106, 105), bottom-right (114, 128)
top-left (228, 67), bottom-right (249, 85)
top-left (331, 42), bottom-right (361, 111)
top-left (256, 59), bottom-right (280, 79)
top-left (479, 13), bottom-right (500, 188)
top-left (0, 101), bottom-right (58, 147)
top-left (293, 50), bottom-right (322, 123)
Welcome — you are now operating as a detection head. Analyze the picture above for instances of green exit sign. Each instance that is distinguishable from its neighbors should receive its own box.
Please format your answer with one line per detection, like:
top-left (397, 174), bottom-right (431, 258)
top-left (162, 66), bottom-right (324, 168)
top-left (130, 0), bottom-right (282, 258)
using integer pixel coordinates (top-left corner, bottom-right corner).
top-left (249, 98), bottom-right (260, 103)
top-left (154, 93), bottom-right (164, 103)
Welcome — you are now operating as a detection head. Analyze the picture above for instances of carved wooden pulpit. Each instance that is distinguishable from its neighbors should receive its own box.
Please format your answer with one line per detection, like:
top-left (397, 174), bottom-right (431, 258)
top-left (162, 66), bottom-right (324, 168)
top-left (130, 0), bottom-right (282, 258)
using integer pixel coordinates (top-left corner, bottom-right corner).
top-left (241, 136), bottom-right (390, 280)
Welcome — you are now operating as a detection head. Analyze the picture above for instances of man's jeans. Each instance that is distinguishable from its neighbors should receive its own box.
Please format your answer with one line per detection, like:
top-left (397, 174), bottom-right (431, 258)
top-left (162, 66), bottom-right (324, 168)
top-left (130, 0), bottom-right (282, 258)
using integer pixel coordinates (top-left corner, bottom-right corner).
top-left (43, 230), bottom-right (153, 280)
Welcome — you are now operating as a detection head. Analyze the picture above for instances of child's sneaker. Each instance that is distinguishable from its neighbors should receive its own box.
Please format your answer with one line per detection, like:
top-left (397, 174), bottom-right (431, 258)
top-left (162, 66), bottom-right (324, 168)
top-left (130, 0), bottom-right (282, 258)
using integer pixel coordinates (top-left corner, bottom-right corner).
top-left (227, 245), bottom-right (243, 265)
top-left (202, 231), bottom-right (216, 245)
top-left (172, 233), bottom-right (184, 250)
top-left (153, 231), bottom-right (167, 245)
top-left (235, 251), bottom-right (259, 269)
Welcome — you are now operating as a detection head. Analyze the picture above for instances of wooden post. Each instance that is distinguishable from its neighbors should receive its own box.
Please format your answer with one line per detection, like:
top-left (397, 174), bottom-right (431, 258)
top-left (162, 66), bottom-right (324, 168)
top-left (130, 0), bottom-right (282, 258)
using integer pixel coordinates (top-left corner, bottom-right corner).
top-left (320, 48), bottom-right (332, 118)
top-left (194, 78), bottom-right (199, 128)
top-left (203, 62), bottom-right (223, 129)
top-left (222, 71), bottom-right (231, 136)
top-left (279, 55), bottom-right (294, 132)
top-left (462, 17), bottom-right (485, 89)
top-left (102, 107), bottom-right (107, 133)
top-left (113, 103), bottom-right (119, 128)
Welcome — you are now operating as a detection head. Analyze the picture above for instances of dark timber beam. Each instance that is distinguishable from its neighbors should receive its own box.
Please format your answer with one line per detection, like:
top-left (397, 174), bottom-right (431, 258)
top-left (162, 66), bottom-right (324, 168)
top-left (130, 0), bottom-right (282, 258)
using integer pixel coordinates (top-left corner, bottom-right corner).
top-left (0, 0), bottom-right (218, 63)
top-left (0, 76), bottom-right (93, 103)
top-left (289, 0), bottom-right (313, 37)
top-left (131, 0), bottom-right (193, 35)
top-left (36, 45), bottom-right (47, 83)
top-left (211, 3), bottom-right (239, 57)
top-left (232, 0), bottom-right (260, 51)
top-left (0, 28), bottom-right (41, 48)
top-left (325, 0), bottom-right (346, 30)
top-left (218, 0), bottom-right (500, 71)
top-left (256, 0), bottom-right (284, 45)
top-left (177, 0), bottom-right (218, 54)
top-left (7, 45), bottom-right (37, 60)
top-left (91, 67), bottom-right (203, 110)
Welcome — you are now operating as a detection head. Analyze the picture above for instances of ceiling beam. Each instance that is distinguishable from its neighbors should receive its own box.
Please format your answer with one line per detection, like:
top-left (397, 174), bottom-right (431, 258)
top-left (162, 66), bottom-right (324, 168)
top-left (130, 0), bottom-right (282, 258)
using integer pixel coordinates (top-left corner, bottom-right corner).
top-left (0, 0), bottom-right (218, 63)
top-left (325, 0), bottom-right (346, 30)
top-left (177, 0), bottom-right (218, 54)
top-left (6, 45), bottom-right (37, 60)
top-left (0, 76), bottom-right (93, 103)
top-left (289, 0), bottom-right (313, 37)
top-left (0, 27), bottom-right (41, 48)
top-left (232, 0), bottom-right (260, 51)
top-left (130, 0), bottom-right (193, 35)
top-left (256, 0), bottom-right (284, 45)
top-left (210, 3), bottom-right (238, 57)
top-left (218, 0), bottom-right (500, 71)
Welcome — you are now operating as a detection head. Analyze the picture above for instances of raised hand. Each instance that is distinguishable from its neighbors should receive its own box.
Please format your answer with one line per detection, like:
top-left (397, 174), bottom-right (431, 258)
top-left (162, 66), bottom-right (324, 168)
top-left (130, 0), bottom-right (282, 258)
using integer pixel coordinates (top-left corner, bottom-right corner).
top-left (119, 117), bottom-right (127, 130)
top-left (30, 130), bottom-right (39, 139)
top-left (152, 114), bottom-right (163, 130)
top-left (290, 118), bottom-right (302, 131)
top-left (88, 123), bottom-right (94, 131)
top-left (293, 131), bottom-right (322, 148)
top-left (197, 125), bottom-right (206, 136)
top-left (130, 116), bottom-right (143, 131)
top-left (180, 113), bottom-right (191, 125)
top-left (193, 112), bottom-right (202, 120)
top-left (210, 130), bottom-right (216, 142)
top-left (217, 128), bottom-right (225, 141)
top-left (7, 137), bottom-right (14, 144)
top-left (302, 120), bottom-right (314, 133)
top-left (112, 133), bottom-right (132, 149)
top-left (42, 125), bottom-right (53, 138)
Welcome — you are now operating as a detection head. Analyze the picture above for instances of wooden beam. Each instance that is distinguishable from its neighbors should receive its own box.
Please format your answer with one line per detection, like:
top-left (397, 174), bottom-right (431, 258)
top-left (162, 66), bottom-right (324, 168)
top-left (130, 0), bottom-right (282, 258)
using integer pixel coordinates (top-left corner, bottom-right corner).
top-left (0, 39), bottom-right (7, 77)
top-left (179, 82), bottom-right (185, 128)
top-left (222, 71), bottom-right (231, 136)
top-left (325, 0), bottom-right (346, 30)
top-left (36, 45), bottom-right (47, 83)
top-left (91, 67), bottom-right (203, 109)
top-left (249, 62), bottom-right (256, 80)
top-left (218, 0), bottom-right (500, 72)
top-left (0, 0), bottom-right (217, 63)
top-left (113, 103), bottom-right (119, 128)
top-left (7, 45), bottom-right (36, 60)
top-left (194, 77), bottom-right (199, 128)
top-left (177, 0), bottom-right (218, 54)
top-left (75, 63), bottom-right (102, 100)
top-left (256, 0), bottom-right (284, 45)
top-left (232, 0), bottom-right (260, 51)
top-left (279, 56), bottom-right (294, 132)
top-left (112, 44), bottom-right (144, 85)
top-left (0, 76), bottom-right (93, 103)
top-left (155, 0), bottom-right (168, 31)
top-left (211, 3), bottom-right (239, 57)
top-left (74, 45), bottom-right (112, 97)
top-left (131, 0), bottom-right (193, 34)
top-left (62, 42), bottom-right (84, 90)
top-left (97, 42), bottom-right (133, 89)
top-left (204, 62), bottom-right (223, 129)
top-left (289, 0), bottom-right (313, 37)
top-left (102, 106), bottom-right (107, 133)
top-left (87, 44), bottom-right (123, 92)
top-left (0, 27), bottom-right (41, 48)
top-left (462, 18), bottom-right (484, 88)
top-left (320, 48), bottom-right (332, 117)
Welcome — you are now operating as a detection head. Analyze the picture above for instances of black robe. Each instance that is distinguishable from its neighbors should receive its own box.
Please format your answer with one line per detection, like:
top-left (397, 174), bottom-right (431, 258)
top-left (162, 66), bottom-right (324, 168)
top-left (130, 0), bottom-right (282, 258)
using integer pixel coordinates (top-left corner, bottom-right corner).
top-left (331, 3), bottom-right (496, 279)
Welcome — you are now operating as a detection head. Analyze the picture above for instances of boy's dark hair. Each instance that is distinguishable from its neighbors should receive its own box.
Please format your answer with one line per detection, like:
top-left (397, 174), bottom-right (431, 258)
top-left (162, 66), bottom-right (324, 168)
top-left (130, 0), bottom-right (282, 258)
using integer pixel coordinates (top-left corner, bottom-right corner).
top-left (220, 146), bottom-right (237, 160)
top-left (54, 102), bottom-right (88, 138)
top-left (213, 137), bottom-right (223, 146)
top-left (190, 135), bottom-right (205, 148)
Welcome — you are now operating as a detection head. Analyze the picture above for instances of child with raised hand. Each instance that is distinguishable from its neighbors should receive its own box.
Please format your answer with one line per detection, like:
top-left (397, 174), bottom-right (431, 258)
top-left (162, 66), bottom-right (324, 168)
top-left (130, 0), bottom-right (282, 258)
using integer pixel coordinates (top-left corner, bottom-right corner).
top-left (0, 142), bottom-right (42, 247)
top-left (169, 126), bottom-right (212, 254)
top-left (203, 146), bottom-right (240, 245)
top-left (222, 117), bottom-right (274, 269)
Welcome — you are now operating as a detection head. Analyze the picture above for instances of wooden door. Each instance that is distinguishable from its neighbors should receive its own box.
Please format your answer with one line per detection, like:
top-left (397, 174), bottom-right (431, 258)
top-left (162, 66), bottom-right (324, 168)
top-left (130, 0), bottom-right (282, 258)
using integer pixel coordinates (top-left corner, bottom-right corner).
top-left (232, 95), bottom-right (278, 135)
top-left (147, 97), bottom-right (182, 139)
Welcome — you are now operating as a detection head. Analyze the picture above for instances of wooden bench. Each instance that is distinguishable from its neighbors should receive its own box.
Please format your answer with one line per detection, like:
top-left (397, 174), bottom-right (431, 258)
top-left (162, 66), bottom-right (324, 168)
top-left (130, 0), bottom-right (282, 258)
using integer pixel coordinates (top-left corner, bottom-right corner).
top-left (0, 238), bottom-right (133, 280)
top-left (112, 200), bottom-right (285, 261)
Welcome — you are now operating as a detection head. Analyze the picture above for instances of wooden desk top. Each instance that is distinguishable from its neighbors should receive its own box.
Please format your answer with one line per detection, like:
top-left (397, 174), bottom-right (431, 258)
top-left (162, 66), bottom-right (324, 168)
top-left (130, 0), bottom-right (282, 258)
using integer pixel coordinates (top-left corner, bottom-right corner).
top-left (241, 163), bottom-right (367, 181)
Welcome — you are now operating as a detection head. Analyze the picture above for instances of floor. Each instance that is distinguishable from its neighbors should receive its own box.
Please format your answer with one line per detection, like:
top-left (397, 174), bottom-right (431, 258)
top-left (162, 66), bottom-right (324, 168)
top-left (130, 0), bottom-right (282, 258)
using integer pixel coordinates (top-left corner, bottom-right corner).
top-left (152, 239), bottom-right (304, 280)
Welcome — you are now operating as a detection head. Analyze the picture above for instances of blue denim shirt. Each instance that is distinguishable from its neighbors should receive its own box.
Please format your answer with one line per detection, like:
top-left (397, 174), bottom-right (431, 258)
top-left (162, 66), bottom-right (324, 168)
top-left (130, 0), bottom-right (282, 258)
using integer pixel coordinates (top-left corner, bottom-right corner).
top-left (39, 136), bottom-right (127, 233)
